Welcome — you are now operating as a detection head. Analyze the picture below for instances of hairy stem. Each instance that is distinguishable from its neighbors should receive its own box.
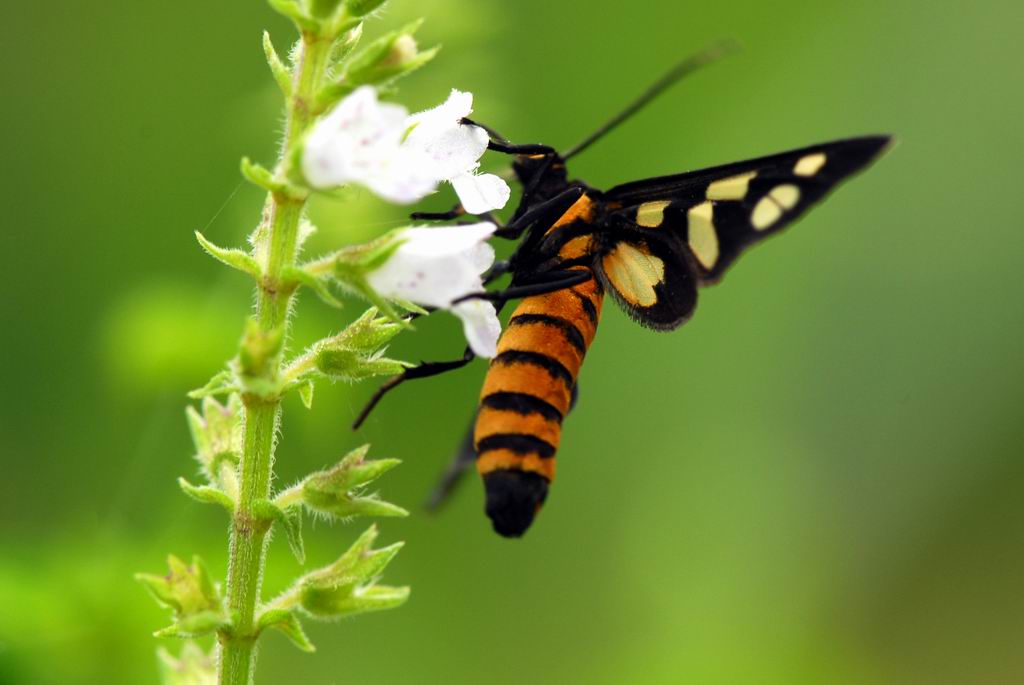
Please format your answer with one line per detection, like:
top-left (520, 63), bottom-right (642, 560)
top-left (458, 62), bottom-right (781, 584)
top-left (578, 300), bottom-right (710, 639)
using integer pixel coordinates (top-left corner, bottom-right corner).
top-left (219, 33), bottom-right (332, 685)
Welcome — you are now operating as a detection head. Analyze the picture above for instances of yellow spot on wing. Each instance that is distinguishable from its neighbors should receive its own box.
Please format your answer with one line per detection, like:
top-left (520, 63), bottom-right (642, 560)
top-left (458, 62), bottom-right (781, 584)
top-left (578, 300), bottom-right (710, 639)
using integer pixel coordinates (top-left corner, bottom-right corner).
top-left (751, 184), bottom-right (802, 230)
top-left (687, 201), bottom-right (718, 270)
top-left (770, 184), bottom-right (801, 209)
top-left (601, 242), bottom-right (665, 307)
top-left (751, 197), bottom-right (782, 230)
top-left (636, 200), bottom-right (671, 227)
top-left (794, 152), bottom-right (827, 176)
top-left (707, 171), bottom-right (757, 201)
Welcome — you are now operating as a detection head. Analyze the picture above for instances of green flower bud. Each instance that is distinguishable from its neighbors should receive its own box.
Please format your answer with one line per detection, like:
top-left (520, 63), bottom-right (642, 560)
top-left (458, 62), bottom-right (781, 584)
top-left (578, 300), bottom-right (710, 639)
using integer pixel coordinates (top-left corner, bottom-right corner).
top-left (136, 555), bottom-right (228, 638)
top-left (283, 308), bottom-right (410, 388)
top-left (185, 394), bottom-right (242, 480)
top-left (298, 444), bottom-right (407, 519)
top-left (332, 21), bottom-right (438, 97)
top-left (296, 526), bottom-right (409, 619)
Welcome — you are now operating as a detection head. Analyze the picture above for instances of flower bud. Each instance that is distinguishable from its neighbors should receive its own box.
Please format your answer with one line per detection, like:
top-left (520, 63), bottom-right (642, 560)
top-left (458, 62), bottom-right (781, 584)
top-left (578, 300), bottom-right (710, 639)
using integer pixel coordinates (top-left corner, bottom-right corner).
top-left (298, 445), bottom-right (408, 519)
top-left (296, 526), bottom-right (409, 619)
top-left (308, 310), bottom-right (410, 382)
top-left (185, 395), bottom-right (242, 479)
top-left (136, 555), bottom-right (227, 638)
top-left (344, 22), bottom-right (437, 89)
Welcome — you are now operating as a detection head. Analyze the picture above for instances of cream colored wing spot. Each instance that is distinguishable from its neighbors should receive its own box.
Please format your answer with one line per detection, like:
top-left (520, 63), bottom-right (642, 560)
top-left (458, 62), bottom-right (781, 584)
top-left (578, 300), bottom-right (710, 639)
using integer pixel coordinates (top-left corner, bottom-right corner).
top-left (794, 152), bottom-right (827, 176)
top-left (636, 200), bottom-right (671, 227)
top-left (686, 201), bottom-right (719, 270)
top-left (751, 197), bottom-right (783, 230)
top-left (706, 171), bottom-right (757, 201)
top-left (602, 242), bottom-right (665, 307)
top-left (751, 184), bottom-right (802, 230)
top-left (770, 184), bottom-right (801, 209)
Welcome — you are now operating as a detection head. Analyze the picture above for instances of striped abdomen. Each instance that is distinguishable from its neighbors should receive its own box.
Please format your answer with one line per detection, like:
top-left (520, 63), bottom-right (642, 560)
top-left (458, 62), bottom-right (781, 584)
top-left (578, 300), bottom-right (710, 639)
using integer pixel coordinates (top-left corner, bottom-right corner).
top-left (474, 269), bottom-right (604, 537)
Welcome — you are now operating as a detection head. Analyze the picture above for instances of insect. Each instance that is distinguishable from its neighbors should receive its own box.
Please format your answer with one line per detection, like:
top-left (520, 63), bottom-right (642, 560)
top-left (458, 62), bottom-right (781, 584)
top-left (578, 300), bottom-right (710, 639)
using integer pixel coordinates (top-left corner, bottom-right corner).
top-left (354, 45), bottom-right (892, 537)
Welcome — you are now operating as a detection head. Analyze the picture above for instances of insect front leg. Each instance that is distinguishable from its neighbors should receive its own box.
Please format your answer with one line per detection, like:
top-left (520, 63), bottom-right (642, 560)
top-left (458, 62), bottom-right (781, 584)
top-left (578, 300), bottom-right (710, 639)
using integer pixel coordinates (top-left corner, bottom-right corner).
top-left (495, 186), bottom-right (584, 241)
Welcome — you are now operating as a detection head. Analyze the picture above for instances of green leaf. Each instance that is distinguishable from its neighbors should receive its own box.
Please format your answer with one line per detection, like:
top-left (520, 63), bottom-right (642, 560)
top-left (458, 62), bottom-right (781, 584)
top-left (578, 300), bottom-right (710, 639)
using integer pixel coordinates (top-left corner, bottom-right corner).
top-left (187, 369), bottom-right (236, 399)
top-left (344, 0), bottom-right (388, 17)
top-left (254, 499), bottom-right (305, 563)
top-left (240, 157), bottom-right (306, 200)
top-left (194, 231), bottom-right (260, 278)
top-left (281, 506), bottom-right (305, 564)
top-left (282, 265), bottom-right (343, 308)
top-left (308, 0), bottom-right (344, 19)
top-left (267, 0), bottom-right (321, 32)
top-left (298, 379), bottom-right (315, 409)
top-left (262, 31), bottom-right (292, 97)
top-left (178, 478), bottom-right (234, 513)
top-left (257, 609), bottom-right (316, 652)
top-left (239, 157), bottom-right (277, 192)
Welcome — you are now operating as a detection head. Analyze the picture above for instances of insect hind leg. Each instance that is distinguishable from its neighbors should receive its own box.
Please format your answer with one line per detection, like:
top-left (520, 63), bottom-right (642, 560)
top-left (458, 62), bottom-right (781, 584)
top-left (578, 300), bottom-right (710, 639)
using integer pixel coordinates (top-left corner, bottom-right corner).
top-left (352, 348), bottom-right (476, 430)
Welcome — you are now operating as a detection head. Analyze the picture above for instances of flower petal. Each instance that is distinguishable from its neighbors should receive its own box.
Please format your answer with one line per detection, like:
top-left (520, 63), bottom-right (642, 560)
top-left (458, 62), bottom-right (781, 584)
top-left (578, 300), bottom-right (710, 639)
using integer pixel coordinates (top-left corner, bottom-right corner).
top-left (451, 299), bottom-right (502, 358)
top-left (365, 224), bottom-right (496, 308)
top-left (450, 172), bottom-right (511, 214)
top-left (302, 86), bottom-right (413, 190)
top-left (397, 222), bottom-right (496, 258)
top-left (406, 89), bottom-right (474, 136)
top-left (404, 90), bottom-right (489, 181)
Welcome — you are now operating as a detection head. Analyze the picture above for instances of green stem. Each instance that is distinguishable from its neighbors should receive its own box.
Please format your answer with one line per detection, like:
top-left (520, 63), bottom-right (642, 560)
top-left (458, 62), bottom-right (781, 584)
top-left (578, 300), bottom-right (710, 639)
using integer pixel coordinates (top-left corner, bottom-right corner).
top-left (219, 32), bottom-right (333, 685)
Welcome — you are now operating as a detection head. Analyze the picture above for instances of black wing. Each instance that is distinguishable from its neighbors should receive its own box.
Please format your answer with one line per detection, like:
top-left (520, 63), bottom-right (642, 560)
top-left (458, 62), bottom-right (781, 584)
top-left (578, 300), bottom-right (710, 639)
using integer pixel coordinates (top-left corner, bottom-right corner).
top-left (603, 136), bottom-right (892, 294)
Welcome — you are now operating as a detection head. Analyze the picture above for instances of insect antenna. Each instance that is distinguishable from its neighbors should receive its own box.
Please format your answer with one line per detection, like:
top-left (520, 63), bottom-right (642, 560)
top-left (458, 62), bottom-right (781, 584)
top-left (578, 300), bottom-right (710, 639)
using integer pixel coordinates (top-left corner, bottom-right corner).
top-left (562, 39), bottom-right (740, 161)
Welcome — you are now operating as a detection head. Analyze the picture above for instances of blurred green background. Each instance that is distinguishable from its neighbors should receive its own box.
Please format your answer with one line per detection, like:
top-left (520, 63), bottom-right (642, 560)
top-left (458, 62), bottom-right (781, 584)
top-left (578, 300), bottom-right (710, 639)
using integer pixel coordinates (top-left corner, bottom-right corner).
top-left (2, 0), bottom-right (1022, 683)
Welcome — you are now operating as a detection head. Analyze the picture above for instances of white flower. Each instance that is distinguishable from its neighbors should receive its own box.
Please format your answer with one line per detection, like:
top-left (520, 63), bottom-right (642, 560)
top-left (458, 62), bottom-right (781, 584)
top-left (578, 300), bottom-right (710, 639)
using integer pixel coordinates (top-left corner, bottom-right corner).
top-left (366, 222), bottom-right (502, 357)
top-left (402, 90), bottom-right (511, 214)
top-left (302, 86), bottom-right (510, 213)
top-left (301, 86), bottom-right (435, 204)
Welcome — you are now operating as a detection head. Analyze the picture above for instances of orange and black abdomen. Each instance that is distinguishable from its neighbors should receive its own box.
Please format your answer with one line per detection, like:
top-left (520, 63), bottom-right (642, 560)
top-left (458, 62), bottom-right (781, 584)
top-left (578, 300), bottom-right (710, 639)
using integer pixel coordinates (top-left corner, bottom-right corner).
top-left (474, 269), bottom-right (604, 537)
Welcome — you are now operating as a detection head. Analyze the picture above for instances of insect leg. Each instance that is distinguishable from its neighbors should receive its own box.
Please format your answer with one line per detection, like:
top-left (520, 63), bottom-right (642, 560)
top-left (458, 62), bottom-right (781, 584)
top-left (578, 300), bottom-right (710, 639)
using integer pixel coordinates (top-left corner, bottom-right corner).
top-left (494, 186), bottom-right (584, 240)
top-left (452, 269), bottom-right (592, 304)
top-left (352, 347), bottom-right (476, 430)
top-left (410, 206), bottom-right (466, 221)
top-left (424, 419), bottom-right (477, 511)
top-left (486, 141), bottom-right (556, 156)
